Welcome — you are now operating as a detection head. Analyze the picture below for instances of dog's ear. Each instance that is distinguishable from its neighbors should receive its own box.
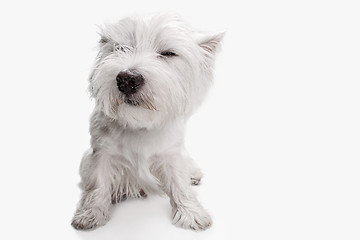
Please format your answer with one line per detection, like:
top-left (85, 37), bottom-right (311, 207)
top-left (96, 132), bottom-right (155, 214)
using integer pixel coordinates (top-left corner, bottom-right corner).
top-left (97, 32), bottom-right (110, 45)
top-left (198, 32), bottom-right (225, 55)
top-left (96, 24), bottom-right (111, 45)
top-left (99, 36), bottom-right (109, 44)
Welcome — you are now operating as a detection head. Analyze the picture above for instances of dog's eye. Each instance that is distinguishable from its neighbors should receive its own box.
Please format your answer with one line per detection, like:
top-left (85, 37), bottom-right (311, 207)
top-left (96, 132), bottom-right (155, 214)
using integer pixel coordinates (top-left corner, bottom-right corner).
top-left (114, 44), bottom-right (127, 52)
top-left (160, 51), bottom-right (178, 57)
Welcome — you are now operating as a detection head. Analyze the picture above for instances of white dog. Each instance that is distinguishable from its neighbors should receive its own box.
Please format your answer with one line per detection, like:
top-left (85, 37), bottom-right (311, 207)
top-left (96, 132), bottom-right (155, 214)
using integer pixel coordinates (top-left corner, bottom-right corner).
top-left (71, 14), bottom-right (224, 231)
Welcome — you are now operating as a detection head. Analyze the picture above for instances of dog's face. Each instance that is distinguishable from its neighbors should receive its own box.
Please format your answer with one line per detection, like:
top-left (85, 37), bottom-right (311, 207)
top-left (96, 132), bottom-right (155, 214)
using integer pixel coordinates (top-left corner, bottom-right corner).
top-left (89, 14), bottom-right (223, 129)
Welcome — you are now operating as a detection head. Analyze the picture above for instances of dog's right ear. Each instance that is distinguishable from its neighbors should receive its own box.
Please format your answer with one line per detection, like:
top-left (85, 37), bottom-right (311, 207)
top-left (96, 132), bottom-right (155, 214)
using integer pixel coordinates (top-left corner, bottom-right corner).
top-left (97, 31), bottom-right (110, 45)
top-left (99, 36), bottom-right (109, 44)
top-left (198, 32), bottom-right (225, 56)
top-left (96, 25), bottom-right (111, 45)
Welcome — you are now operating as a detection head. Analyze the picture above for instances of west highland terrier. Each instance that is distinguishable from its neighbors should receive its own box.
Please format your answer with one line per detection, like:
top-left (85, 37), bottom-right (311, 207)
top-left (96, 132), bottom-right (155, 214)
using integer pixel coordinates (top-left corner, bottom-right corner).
top-left (71, 14), bottom-right (224, 231)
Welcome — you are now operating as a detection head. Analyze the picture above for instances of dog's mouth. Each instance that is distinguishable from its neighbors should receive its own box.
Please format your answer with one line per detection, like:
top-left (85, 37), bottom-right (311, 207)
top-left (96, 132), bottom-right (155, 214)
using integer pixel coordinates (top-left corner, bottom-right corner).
top-left (125, 97), bottom-right (137, 106)
top-left (120, 95), bottom-right (158, 111)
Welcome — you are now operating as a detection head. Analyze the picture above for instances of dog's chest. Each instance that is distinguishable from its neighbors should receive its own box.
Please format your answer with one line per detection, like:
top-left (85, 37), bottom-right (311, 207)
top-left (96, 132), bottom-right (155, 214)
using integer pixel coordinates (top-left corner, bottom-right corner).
top-left (105, 126), bottom-right (183, 190)
top-left (107, 126), bottom-right (182, 162)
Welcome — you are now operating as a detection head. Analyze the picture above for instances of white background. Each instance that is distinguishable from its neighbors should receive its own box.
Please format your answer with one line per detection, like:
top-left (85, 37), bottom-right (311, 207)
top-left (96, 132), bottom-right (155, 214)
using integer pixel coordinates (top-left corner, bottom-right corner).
top-left (0, 0), bottom-right (359, 239)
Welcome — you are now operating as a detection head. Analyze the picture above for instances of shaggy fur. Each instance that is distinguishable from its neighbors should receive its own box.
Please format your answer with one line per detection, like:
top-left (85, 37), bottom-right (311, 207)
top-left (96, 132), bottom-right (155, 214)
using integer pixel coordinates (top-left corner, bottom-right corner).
top-left (71, 14), bottom-right (224, 231)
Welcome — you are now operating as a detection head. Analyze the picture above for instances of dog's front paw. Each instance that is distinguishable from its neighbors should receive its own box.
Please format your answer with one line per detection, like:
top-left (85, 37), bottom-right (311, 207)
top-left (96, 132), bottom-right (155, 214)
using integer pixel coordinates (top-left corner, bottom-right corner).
top-left (71, 206), bottom-right (110, 231)
top-left (172, 205), bottom-right (212, 231)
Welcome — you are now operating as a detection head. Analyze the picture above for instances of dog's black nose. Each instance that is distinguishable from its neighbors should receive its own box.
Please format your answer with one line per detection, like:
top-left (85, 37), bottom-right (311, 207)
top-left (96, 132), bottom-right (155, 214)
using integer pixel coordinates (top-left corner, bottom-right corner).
top-left (116, 70), bottom-right (144, 95)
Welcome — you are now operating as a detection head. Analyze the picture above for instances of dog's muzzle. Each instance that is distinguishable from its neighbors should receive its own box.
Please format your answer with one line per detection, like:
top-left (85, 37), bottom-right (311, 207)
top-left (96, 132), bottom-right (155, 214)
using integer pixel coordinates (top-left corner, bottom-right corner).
top-left (116, 70), bottom-right (144, 95)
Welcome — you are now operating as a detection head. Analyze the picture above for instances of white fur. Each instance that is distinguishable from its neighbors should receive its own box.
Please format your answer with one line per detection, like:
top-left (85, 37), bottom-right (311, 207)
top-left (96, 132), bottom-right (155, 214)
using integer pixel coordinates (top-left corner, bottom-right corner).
top-left (72, 13), bottom-right (223, 231)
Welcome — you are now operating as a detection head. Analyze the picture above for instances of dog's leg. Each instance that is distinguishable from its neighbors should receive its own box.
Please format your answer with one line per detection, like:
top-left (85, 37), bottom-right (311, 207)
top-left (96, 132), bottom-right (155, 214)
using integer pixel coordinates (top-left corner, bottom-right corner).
top-left (151, 154), bottom-right (212, 231)
top-left (71, 149), bottom-right (114, 230)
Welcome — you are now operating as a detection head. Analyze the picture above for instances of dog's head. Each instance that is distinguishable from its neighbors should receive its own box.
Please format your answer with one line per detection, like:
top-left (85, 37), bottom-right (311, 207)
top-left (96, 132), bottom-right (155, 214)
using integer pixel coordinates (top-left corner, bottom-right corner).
top-left (89, 14), bottom-right (224, 129)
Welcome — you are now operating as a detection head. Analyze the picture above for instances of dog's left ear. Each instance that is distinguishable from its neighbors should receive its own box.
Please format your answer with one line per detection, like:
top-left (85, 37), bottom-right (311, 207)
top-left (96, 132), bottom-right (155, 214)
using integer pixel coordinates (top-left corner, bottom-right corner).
top-left (198, 32), bottom-right (225, 55)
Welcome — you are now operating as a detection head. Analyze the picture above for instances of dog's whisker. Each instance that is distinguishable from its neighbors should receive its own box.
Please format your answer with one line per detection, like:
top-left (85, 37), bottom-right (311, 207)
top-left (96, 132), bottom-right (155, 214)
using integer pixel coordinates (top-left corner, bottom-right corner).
top-left (136, 94), bottom-right (157, 111)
